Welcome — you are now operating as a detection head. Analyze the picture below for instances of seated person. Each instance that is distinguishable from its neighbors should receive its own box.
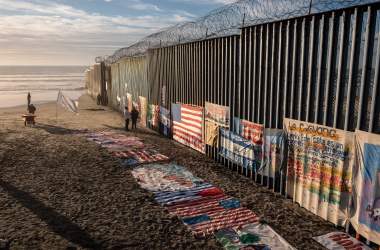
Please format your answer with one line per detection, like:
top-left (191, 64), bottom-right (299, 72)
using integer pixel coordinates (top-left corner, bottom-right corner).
top-left (28, 104), bottom-right (36, 114)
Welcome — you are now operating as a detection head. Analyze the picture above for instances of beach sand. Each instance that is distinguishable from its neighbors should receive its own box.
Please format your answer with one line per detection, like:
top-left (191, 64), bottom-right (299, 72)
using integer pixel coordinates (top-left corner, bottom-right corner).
top-left (0, 95), bottom-right (339, 249)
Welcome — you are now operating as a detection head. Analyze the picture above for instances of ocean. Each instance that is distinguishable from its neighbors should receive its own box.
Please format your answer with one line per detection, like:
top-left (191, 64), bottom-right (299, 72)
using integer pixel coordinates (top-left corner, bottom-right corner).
top-left (0, 66), bottom-right (87, 108)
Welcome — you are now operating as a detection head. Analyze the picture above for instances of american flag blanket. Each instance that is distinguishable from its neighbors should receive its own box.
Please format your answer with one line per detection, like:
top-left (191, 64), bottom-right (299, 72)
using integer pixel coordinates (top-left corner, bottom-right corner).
top-left (131, 163), bottom-right (261, 238)
top-left (233, 117), bottom-right (264, 145)
top-left (114, 149), bottom-right (169, 166)
top-left (172, 103), bottom-right (205, 153)
top-left (82, 131), bottom-right (169, 166)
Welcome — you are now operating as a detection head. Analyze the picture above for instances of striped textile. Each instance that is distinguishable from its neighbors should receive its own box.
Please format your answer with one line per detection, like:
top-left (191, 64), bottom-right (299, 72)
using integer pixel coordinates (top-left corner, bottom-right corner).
top-left (172, 103), bottom-right (205, 153)
top-left (191, 207), bottom-right (259, 237)
top-left (155, 185), bottom-right (221, 206)
top-left (234, 117), bottom-right (264, 145)
top-left (166, 193), bottom-right (227, 209)
top-left (113, 149), bottom-right (169, 166)
top-left (154, 183), bottom-right (213, 204)
top-left (219, 128), bottom-right (257, 170)
top-left (169, 196), bottom-right (233, 218)
top-left (129, 162), bottom-right (261, 238)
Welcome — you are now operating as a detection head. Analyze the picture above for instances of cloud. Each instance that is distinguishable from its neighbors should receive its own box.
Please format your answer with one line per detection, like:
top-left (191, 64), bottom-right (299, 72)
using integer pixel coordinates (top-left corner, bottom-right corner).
top-left (0, 0), bottom-right (196, 65)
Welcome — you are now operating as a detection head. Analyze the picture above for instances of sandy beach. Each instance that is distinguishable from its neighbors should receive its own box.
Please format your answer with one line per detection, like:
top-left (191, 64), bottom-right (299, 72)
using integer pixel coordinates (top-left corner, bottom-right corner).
top-left (0, 94), bottom-right (340, 249)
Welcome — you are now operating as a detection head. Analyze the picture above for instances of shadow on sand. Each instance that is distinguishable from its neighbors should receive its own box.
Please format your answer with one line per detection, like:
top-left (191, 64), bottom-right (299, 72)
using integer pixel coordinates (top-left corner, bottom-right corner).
top-left (0, 180), bottom-right (101, 249)
top-left (34, 123), bottom-right (81, 135)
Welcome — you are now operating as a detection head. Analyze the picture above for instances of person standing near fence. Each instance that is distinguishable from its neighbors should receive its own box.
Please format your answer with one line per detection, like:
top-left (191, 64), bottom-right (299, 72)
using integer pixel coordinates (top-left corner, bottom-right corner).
top-left (131, 107), bottom-right (139, 130)
top-left (124, 106), bottom-right (131, 131)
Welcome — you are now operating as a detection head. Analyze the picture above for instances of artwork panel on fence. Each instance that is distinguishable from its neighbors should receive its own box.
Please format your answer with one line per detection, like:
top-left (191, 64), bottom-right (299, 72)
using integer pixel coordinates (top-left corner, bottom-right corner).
top-left (148, 104), bottom-right (160, 128)
top-left (160, 106), bottom-right (171, 136)
top-left (172, 103), bottom-right (205, 153)
top-left (313, 232), bottom-right (371, 250)
top-left (233, 117), bottom-right (264, 145)
top-left (284, 118), bottom-right (354, 226)
top-left (205, 120), bottom-right (219, 147)
top-left (233, 117), bottom-right (265, 171)
top-left (219, 128), bottom-right (260, 170)
top-left (133, 101), bottom-right (139, 111)
top-left (139, 96), bottom-right (147, 127)
top-left (205, 102), bottom-right (230, 148)
top-left (161, 85), bottom-right (166, 106)
top-left (261, 129), bottom-right (285, 179)
top-left (205, 102), bottom-right (230, 127)
top-left (350, 130), bottom-right (380, 245)
top-left (126, 93), bottom-right (133, 112)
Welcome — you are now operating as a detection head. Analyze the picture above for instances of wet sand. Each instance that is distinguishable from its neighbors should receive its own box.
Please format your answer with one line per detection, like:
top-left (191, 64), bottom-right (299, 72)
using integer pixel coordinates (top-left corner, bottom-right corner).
top-left (0, 95), bottom-right (339, 249)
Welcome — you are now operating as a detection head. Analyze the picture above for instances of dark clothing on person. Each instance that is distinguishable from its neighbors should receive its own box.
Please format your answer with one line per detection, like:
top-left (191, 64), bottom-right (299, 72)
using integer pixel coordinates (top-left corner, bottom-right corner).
top-left (125, 119), bottom-right (130, 131)
top-left (27, 92), bottom-right (31, 106)
top-left (131, 109), bottom-right (139, 129)
top-left (124, 107), bottom-right (131, 131)
top-left (28, 104), bottom-right (36, 114)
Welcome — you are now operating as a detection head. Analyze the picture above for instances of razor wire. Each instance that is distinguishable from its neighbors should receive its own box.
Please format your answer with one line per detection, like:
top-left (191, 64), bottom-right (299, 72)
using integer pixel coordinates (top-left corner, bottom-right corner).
top-left (103, 0), bottom-right (376, 64)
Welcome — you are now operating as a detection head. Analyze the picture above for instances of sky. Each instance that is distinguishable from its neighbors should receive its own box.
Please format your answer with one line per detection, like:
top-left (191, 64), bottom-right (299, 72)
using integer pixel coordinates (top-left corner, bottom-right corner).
top-left (0, 0), bottom-right (233, 66)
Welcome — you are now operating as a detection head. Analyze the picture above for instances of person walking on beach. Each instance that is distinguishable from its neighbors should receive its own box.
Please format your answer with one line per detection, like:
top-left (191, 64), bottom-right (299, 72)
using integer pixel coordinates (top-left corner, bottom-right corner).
top-left (131, 107), bottom-right (139, 130)
top-left (27, 92), bottom-right (31, 106)
top-left (124, 106), bottom-right (131, 131)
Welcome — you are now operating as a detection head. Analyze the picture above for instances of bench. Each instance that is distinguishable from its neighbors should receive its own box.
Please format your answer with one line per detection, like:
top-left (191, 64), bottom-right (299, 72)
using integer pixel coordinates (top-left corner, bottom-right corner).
top-left (22, 114), bottom-right (36, 126)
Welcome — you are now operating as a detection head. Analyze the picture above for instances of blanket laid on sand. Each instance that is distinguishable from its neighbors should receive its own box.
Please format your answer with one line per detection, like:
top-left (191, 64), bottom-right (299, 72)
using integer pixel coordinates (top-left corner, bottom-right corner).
top-left (82, 131), bottom-right (169, 166)
top-left (131, 163), bottom-right (295, 248)
top-left (215, 223), bottom-right (295, 250)
top-left (132, 163), bottom-right (204, 192)
top-left (313, 232), bottom-right (371, 250)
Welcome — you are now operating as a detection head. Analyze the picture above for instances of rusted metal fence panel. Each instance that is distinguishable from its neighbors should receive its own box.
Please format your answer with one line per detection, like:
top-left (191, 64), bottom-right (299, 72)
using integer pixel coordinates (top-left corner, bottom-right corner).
top-left (109, 56), bottom-right (148, 112)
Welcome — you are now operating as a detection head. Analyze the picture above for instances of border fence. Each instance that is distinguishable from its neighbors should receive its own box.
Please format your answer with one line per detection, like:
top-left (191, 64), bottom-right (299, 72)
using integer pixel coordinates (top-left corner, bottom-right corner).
top-left (88, 2), bottom-right (380, 248)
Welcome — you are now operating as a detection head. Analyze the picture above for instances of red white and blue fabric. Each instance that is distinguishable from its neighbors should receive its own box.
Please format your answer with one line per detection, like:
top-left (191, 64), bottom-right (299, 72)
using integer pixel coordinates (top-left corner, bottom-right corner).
top-left (172, 103), bottom-right (205, 153)
top-left (130, 163), bottom-right (263, 238)
top-left (160, 106), bottom-right (171, 137)
top-left (219, 128), bottom-right (258, 170)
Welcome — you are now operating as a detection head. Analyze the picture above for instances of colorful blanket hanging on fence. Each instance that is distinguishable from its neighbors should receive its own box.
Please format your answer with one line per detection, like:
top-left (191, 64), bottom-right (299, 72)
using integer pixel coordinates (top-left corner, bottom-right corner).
top-left (148, 104), bottom-right (160, 128)
top-left (160, 106), bottom-right (171, 136)
top-left (233, 118), bottom-right (265, 169)
top-left (215, 222), bottom-right (295, 250)
top-left (219, 128), bottom-right (259, 170)
top-left (233, 118), bottom-right (264, 145)
top-left (284, 118), bottom-right (354, 226)
top-left (172, 103), bottom-right (205, 153)
top-left (139, 96), bottom-right (147, 127)
top-left (350, 130), bottom-right (380, 245)
top-left (313, 232), bottom-right (371, 250)
top-left (205, 102), bottom-right (230, 147)
top-left (261, 129), bottom-right (285, 179)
